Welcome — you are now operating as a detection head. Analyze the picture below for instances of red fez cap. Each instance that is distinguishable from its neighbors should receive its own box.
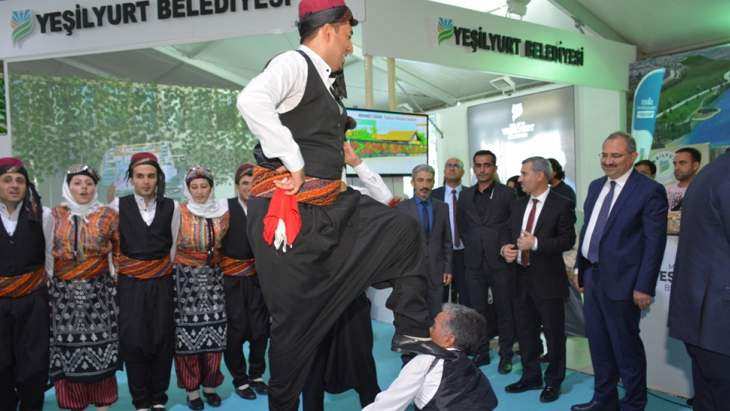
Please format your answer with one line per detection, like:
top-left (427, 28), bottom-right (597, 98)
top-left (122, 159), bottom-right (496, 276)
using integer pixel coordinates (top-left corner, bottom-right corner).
top-left (0, 157), bottom-right (24, 169)
top-left (299, 0), bottom-right (346, 19)
top-left (130, 152), bottom-right (159, 166)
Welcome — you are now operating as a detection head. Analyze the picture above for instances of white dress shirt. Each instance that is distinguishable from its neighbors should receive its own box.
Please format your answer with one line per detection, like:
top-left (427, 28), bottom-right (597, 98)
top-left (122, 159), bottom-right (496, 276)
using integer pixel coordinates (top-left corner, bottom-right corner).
top-left (238, 198), bottom-right (248, 216)
top-left (516, 187), bottom-right (549, 265)
top-left (442, 184), bottom-right (464, 251)
top-left (108, 194), bottom-right (181, 259)
top-left (350, 162), bottom-right (393, 205)
top-left (580, 168), bottom-right (633, 258)
top-left (363, 350), bottom-right (459, 411)
top-left (0, 201), bottom-right (22, 236)
top-left (237, 45), bottom-right (337, 173)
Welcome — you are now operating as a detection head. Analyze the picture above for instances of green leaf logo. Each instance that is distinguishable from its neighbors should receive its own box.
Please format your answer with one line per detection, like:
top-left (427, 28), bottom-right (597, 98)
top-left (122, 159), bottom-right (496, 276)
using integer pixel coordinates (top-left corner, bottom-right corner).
top-left (11, 10), bottom-right (33, 45)
top-left (437, 17), bottom-right (454, 45)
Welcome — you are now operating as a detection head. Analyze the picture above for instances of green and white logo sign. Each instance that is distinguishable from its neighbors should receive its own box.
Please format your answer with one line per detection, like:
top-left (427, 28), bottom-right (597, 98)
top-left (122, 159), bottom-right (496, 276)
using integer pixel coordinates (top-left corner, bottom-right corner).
top-left (11, 10), bottom-right (33, 44)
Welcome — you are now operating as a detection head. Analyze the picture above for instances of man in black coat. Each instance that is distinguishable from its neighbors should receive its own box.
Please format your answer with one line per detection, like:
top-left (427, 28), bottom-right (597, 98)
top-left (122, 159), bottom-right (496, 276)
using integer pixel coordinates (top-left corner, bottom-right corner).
top-left (398, 164), bottom-right (453, 319)
top-left (668, 151), bottom-right (730, 411)
top-left (501, 157), bottom-right (576, 403)
top-left (457, 150), bottom-right (516, 373)
top-left (432, 158), bottom-right (468, 305)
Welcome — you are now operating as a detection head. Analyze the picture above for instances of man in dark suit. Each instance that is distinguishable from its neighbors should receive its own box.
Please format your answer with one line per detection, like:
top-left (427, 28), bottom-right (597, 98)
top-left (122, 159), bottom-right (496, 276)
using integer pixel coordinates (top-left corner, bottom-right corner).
top-left (398, 164), bottom-right (453, 319)
top-left (572, 132), bottom-right (668, 411)
top-left (668, 151), bottom-right (730, 411)
top-left (458, 150), bottom-right (516, 373)
top-left (501, 157), bottom-right (576, 403)
top-left (432, 158), bottom-right (468, 306)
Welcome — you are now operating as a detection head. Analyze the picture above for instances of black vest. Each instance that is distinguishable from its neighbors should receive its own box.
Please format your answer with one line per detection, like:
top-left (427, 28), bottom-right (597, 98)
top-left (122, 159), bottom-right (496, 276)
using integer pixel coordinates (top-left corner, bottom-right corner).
top-left (0, 206), bottom-right (45, 277)
top-left (276, 50), bottom-right (348, 180)
top-left (222, 198), bottom-right (253, 260)
top-left (421, 351), bottom-right (498, 411)
top-left (118, 195), bottom-right (174, 260)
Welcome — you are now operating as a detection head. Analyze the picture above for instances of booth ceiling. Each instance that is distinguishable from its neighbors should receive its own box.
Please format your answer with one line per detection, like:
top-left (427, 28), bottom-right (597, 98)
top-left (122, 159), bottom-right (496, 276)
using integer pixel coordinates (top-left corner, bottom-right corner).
top-left (10, 29), bottom-right (542, 112)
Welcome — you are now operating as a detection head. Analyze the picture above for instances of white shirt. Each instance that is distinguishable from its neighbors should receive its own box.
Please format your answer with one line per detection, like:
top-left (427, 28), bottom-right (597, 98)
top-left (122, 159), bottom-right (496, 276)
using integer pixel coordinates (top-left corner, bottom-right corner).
top-left (442, 184), bottom-right (464, 251)
top-left (580, 168), bottom-right (632, 258)
top-left (350, 162), bottom-right (393, 205)
top-left (237, 45), bottom-right (337, 173)
top-left (0, 201), bottom-right (22, 236)
top-left (363, 351), bottom-right (454, 411)
top-left (516, 187), bottom-right (549, 265)
top-left (108, 195), bottom-right (181, 259)
top-left (237, 198), bottom-right (248, 216)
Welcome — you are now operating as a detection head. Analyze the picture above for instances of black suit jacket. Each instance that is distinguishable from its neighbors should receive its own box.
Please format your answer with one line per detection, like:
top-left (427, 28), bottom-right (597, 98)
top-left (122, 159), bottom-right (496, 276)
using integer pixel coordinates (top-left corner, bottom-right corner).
top-left (397, 197), bottom-right (453, 286)
top-left (502, 191), bottom-right (577, 299)
top-left (457, 183), bottom-right (515, 270)
top-left (669, 152), bottom-right (730, 356)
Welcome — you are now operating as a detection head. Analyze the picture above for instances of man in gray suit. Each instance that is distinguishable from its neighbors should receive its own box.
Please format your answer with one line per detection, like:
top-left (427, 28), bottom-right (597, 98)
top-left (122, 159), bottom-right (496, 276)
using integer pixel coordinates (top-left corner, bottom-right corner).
top-left (398, 164), bottom-right (453, 319)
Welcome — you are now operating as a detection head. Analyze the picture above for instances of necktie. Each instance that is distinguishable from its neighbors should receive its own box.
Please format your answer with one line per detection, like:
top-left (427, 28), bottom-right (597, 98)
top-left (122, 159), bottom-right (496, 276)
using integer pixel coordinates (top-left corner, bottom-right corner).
top-left (451, 189), bottom-right (461, 248)
top-left (587, 181), bottom-right (617, 264)
top-left (420, 201), bottom-right (431, 237)
top-left (520, 198), bottom-right (539, 267)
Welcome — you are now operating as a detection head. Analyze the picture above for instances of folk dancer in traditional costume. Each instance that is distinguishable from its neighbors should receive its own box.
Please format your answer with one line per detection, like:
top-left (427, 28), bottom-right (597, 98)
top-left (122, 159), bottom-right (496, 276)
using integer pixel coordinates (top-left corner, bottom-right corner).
top-left (221, 163), bottom-right (270, 401)
top-left (173, 166), bottom-right (229, 410)
top-left (108, 152), bottom-right (179, 411)
top-left (48, 165), bottom-right (120, 410)
top-left (0, 157), bottom-right (51, 411)
top-left (237, 1), bottom-right (433, 404)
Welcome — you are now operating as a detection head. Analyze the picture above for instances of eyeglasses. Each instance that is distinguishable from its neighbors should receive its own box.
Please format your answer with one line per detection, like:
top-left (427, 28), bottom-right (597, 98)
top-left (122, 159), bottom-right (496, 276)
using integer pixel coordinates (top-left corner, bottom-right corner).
top-left (445, 163), bottom-right (463, 169)
top-left (599, 153), bottom-right (628, 160)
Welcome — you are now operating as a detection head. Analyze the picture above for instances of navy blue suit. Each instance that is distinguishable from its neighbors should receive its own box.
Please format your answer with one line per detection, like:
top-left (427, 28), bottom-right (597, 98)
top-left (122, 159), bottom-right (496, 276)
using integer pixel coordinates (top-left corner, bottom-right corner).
top-left (668, 153), bottom-right (730, 410)
top-left (576, 170), bottom-right (667, 410)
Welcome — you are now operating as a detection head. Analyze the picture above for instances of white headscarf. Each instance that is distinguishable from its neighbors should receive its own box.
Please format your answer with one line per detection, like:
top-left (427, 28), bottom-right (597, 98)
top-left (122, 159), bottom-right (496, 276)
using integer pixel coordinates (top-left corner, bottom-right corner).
top-left (183, 178), bottom-right (228, 219)
top-left (61, 177), bottom-right (101, 222)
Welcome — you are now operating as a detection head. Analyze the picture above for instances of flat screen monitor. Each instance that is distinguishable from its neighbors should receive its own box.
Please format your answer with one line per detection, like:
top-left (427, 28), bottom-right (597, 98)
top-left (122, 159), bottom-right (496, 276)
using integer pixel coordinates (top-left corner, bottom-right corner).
top-left (345, 108), bottom-right (428, 176)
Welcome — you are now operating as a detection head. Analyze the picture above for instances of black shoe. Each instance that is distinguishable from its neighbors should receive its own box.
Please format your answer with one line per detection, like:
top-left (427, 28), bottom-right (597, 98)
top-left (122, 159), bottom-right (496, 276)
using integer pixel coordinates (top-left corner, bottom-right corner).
top-left (687, 397), bottom-right (694, 406)
top-left (540, 385), bottom-right (561, 403)
top-left (235, 386), bottom-right (257, 400)
top-left (250, 380), bottom-right (269, 395)
top-left (152, 406), bottom-right (166, 411)
top-left (203, 392), bottom-right (222, 407)
top-left (392, 336), bottom-right (456, 359)
top-left (391, 334), bottom-right (430, 352)
top-left (186, 397), bottom-right (204, 411)
top-left (505, 380), bottom-right (542, 393)
top-left (473, 351), bottom-right (491, 367)
top-left (498, 357), bottom-right (513, 374)
top-left (539, 353), bottom-right (550, 363)
top-left (571, 400), bottom-right (619, 411)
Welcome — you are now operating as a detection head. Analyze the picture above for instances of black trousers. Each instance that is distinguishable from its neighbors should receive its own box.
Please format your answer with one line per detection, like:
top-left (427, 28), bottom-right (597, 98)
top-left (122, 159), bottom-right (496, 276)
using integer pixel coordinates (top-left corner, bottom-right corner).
top-left (0, 288), bottom-right (49, 411)
top-left (686, 343), bottom-right (730, 411)
top-left (223, 275), bottom-right (270, 388)
top-left (583, 267), bottom-right (646, 411)
top-left (466, 264), bottom-right (516, 358)
top-left (302, 295), bottom-right (379, 411)
top-left (443, 249), bottom-right (466, 305)
top-left (513, 271), bottom-right (566, 387)
top-left (118, 276), bottom-right (174, 409)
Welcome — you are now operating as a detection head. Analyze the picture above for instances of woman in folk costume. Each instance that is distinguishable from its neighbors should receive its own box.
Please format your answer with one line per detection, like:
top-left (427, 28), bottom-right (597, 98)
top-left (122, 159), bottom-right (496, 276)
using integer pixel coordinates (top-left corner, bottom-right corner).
top-left (173, 166), bottom-right (229, 411)
top-left (48, 164), bottom-right (120, 410)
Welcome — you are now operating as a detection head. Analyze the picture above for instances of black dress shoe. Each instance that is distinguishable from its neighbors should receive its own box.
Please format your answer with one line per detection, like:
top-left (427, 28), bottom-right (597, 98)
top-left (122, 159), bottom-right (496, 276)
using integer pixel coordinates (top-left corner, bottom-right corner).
top-left (571, 400), bottom-right (619, 411)
top-left (186, 397), bottom-right (204, 411)
top-left (203, 392), bottom-right (222, 407)
top-left (391, 334), bottom-right (431, 352)
top-left (235, 386), bottom-right (257, 400)
top-left (473, 351), bottom-right (491, 367)
top-left (392, 337), bottom-right (456, 359)
top-left (152, 406), bottom-right (166, 411)
top-left (498, 357), bottom-right (513, 374)
top-left (505, 380), bottom-right (542, 393)
top-left (540, 385), bottom-right (561, 403)
top-left (250, 380), bottom-right (269, 395)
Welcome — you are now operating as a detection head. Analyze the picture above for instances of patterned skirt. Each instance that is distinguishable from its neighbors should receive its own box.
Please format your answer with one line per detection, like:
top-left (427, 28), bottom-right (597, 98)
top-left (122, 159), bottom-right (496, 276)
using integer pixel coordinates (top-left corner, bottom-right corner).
top-left (49, 274), bottom-right (119, 383)
top-left (173, 265), bottom-right (227, 355)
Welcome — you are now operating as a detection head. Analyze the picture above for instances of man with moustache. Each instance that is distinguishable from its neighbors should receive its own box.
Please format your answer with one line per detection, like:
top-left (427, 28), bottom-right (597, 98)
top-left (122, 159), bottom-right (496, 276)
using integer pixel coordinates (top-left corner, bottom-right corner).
top-left (397, 164), bottom-right (453, 319)
top-left (0, 157), bottom-right (50, 411)
top-left (432, 158), bottom-right (468, 305)
top-left (572, 132), bottom-right (667, 411)
top-left (108, 153), bottom-right (180, 411)
top-left (457, 150), bottom-right (516, 373)
top-left (666, 147), bottom-right (701, 211)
